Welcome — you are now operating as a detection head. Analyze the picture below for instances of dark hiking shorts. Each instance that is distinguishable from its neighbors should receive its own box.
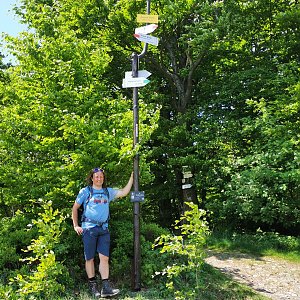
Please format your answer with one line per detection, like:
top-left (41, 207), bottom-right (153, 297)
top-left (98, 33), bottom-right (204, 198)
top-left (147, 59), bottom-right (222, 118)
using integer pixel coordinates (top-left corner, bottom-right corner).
top-left (82, 226), bottom-right (110, 260)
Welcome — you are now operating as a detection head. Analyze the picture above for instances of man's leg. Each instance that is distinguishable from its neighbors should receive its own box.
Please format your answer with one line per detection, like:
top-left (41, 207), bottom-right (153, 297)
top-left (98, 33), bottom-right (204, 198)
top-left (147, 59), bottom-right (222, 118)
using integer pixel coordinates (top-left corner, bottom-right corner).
top-left (86, 258), bottom-right (95, 278)
top-left (86, 258), bottom-right (101, 297)
top-left (83, 228), bottom-right (101, 297)
top-left (99, 254), bottom-right (109, 279)
top-left (98, 254), bottom-right (119, 297)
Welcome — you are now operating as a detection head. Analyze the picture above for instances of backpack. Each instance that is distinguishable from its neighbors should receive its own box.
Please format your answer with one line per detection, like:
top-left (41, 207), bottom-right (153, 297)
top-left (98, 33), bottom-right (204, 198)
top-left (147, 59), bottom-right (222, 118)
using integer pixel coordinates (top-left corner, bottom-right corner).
top-left (79, 186), bottom-right (110, 226)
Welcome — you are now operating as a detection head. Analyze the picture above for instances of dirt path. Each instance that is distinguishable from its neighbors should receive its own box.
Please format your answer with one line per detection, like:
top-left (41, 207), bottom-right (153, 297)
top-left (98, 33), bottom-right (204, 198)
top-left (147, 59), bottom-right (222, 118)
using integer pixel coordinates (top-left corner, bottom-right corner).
top-left (205, 251), bottom-right (300, 300)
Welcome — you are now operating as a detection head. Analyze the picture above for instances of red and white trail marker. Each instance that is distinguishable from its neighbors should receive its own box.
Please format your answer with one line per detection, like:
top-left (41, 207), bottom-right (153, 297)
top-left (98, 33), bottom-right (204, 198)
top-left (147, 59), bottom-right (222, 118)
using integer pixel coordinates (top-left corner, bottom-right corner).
top-left (135, 24), bottom-right (158, 35)
top-left (133, 33), bottom-right (159, 46)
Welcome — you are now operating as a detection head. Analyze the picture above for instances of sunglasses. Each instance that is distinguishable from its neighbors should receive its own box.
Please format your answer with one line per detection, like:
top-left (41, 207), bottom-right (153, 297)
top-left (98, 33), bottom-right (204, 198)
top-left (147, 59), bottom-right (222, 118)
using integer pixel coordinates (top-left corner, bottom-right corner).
top-left (93, 167), bottom-right (104, 173)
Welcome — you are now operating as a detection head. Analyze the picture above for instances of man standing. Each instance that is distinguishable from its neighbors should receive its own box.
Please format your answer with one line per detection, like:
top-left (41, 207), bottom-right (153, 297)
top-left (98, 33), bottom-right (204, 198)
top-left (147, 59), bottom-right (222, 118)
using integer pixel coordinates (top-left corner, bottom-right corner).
top-left (72, 167), bottom-right (133, 298)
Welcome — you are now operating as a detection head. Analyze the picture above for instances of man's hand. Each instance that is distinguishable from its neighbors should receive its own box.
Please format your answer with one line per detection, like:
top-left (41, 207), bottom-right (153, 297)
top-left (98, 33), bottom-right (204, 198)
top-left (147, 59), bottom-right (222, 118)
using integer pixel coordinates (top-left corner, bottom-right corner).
top-left (74, 226), bottom-right (83, 235)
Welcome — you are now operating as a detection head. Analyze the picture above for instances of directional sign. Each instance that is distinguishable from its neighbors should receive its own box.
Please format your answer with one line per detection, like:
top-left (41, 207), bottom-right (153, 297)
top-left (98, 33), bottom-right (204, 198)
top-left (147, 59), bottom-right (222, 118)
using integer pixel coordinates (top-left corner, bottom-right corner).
top-left (125, 70), bottom-right (152, 79)
top-left (122, 77), bottom-right (150, 88)
top-left (135, 24), bottom-right (158, 35)
top-left (182, 184), bottom-right (192, 190)
top-left (134, 33), bottom-right (159, 46)
top-left (137, 14), bottom-right (159, 24)
top-left (183, 172), bottom-right (193, 179)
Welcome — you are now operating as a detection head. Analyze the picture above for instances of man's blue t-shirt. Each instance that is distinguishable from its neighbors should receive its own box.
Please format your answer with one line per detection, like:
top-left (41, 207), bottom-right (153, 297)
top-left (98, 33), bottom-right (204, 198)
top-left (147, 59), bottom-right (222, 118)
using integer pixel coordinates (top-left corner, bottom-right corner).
top-left (76, 186), bottom-right (118, 229)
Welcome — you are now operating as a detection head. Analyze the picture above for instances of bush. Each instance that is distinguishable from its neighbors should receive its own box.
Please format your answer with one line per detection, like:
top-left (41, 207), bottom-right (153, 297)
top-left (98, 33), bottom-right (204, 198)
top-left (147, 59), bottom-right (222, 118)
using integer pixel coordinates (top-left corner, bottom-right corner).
top-left (0, 212), bottom-right (37, 273)
top-left (207, 229), bottom-right (300, 256)
top-left (109, 219), bottom-right (133, 283)
top-left (253, 230), bottom-right (300, 252)
top-left (8, 200), bottom-right (72, 299)
top-left (109, 219), bottom-right (170, 287)
top-left (140, 222), bottom-right (171, 287)
top-left (153, 202), bottom-right (211, 300)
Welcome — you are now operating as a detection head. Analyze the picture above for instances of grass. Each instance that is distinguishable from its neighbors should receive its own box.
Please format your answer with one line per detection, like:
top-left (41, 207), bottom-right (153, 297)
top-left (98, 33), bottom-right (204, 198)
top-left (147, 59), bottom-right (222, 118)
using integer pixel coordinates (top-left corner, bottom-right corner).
top-left (206, 230), bottom-right (300, 262)
top-left (55, 264), bottom-right (269, 300)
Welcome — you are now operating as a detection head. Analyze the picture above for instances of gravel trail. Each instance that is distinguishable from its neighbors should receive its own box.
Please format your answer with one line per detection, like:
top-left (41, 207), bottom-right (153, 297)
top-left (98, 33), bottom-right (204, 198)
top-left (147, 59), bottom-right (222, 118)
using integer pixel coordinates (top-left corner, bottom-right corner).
top-left (205, 251), bottom-right (300, 300)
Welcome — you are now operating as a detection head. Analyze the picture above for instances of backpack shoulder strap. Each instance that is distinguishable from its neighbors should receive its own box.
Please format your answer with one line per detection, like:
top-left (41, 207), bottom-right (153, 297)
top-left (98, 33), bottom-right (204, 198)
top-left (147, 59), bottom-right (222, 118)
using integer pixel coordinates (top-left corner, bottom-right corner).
top-left (83, 186), bottom-right (93, 214)
top-left (104, 187), bottom-right (109, 199)
top-left (104, 187), bottom-right (110, 222)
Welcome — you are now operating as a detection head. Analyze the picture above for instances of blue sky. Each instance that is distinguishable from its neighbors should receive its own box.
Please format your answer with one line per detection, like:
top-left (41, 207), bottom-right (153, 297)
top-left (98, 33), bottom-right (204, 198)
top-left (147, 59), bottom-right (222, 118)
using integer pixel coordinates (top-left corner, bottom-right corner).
top-left (0, 0), bottom-right (28, 63)
top-left (0, 0), bottom-right (26, 37)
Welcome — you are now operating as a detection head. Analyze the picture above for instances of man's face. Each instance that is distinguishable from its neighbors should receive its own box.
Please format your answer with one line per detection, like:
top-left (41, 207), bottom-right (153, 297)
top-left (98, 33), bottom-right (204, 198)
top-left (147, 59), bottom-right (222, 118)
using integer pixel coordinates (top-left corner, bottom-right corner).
top-left (92, 171), bottom-right (104, 185)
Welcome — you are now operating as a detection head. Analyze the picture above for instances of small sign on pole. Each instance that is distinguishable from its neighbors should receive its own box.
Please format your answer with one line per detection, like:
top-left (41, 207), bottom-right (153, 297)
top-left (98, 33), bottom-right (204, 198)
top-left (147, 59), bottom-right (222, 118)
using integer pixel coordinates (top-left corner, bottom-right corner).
top-left (137, 14), bottom-right (159, 24)
top-left (130, 191), bottom-right (145, 202)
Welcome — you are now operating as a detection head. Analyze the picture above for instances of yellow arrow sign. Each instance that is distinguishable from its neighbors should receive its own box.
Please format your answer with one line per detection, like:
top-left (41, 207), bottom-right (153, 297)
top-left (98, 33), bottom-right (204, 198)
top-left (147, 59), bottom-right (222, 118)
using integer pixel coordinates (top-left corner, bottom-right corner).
top-left (137, 14), bottom-right (159, 24)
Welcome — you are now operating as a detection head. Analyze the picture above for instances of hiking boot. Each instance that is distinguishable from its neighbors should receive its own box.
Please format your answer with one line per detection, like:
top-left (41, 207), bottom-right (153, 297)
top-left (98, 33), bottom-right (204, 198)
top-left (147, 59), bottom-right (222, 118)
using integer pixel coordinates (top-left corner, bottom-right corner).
top-left (101, 280), bottom-right (120, 298)
top-left (88, 279), bottom-right (101, 298)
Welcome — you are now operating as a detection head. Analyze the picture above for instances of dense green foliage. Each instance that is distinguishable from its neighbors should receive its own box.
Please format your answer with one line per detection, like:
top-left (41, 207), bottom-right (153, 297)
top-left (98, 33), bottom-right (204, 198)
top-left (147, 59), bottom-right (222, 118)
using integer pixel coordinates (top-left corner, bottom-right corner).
top-left (0, 0), bottom-right (299, 298)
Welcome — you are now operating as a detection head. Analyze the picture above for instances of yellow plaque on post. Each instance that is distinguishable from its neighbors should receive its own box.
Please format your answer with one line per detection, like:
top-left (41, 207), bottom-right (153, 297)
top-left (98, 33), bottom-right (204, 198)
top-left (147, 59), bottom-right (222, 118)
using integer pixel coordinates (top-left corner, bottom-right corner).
top-left (137, 14), bottom-right (159, 24)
